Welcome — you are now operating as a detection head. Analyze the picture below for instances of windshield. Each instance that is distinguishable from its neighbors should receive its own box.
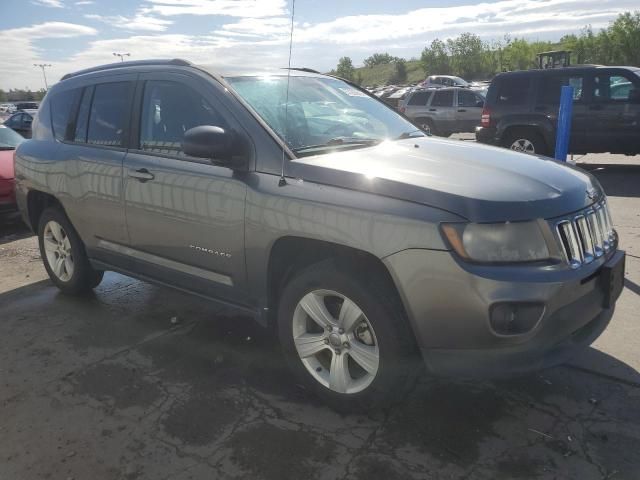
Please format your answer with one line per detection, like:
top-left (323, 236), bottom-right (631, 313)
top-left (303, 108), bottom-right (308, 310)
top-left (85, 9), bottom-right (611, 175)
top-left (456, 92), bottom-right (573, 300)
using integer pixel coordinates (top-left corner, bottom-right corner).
top-left (16, 102), bottom-right (38, 110)
top-left (225, 75), bottom-right (423, 156)
top-left (0, 125), bottom-right (25, 149)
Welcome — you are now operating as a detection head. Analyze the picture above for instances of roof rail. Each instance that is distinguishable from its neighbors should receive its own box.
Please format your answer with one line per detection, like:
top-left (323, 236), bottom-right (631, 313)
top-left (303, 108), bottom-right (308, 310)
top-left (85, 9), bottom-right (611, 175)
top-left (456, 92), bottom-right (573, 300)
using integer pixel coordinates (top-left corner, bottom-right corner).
top-left (60, 58), bottom-right (192, 81)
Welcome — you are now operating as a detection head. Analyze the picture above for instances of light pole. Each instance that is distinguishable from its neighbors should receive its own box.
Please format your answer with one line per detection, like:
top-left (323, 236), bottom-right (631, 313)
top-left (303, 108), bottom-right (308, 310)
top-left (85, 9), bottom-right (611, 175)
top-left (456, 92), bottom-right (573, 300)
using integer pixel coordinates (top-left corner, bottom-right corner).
top-left (33, 63), bottom-right (51, 90)
top-left (113, 52), bottom-right (130, 62)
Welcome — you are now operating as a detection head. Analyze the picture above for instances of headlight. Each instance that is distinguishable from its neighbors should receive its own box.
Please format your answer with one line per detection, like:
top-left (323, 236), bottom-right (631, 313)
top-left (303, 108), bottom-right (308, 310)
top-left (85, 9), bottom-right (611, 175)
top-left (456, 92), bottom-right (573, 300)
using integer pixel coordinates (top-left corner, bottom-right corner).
top-left (441, 221), bottom-right (550, 263)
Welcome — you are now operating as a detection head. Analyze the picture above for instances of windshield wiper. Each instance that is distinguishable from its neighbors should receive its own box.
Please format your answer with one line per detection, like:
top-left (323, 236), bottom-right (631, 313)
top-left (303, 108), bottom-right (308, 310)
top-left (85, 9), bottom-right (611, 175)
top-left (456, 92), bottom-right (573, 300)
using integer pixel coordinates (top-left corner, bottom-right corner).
top-left (395, 130), bottom-right (425, 140)
top-left (293, 137), bottom-right (383, 154)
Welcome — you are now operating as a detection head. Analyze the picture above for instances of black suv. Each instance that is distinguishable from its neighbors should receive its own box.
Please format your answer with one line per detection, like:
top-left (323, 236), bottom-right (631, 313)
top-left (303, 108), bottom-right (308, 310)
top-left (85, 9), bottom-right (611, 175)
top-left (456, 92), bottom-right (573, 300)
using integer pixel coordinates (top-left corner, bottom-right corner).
top-left (476, 66), bottom-right (640, 156)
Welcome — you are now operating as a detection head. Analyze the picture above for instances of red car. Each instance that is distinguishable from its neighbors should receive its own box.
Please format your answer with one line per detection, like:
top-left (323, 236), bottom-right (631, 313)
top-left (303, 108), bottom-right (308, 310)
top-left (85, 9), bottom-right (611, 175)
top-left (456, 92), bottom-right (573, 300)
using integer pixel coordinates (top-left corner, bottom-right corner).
top-left (0, 125), bottom-right (24, 213)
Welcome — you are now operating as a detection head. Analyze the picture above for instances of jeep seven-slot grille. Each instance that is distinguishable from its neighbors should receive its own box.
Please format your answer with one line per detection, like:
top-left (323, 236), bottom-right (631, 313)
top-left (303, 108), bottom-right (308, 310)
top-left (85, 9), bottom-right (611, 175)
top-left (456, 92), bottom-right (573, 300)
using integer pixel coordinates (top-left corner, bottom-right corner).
top-left (555, 201), bottom-right (615, 269)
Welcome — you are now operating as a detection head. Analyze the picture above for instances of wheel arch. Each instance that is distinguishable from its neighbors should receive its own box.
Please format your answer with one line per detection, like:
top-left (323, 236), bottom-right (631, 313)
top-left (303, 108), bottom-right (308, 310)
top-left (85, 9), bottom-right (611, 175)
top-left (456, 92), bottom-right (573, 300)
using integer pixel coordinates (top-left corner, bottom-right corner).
top-left (497, 118), bottom-right (555, 151)
top-left (25, 190), bottom-right (64, 232)
top-left (265, 236), bottom-right (409, 330)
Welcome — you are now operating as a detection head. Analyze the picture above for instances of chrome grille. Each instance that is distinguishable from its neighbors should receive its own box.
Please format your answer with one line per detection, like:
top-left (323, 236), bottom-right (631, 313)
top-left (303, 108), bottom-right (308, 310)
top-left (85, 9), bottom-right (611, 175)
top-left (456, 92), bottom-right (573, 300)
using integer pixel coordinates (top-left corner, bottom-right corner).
top-left (555, 201), bottom-right (615, 269)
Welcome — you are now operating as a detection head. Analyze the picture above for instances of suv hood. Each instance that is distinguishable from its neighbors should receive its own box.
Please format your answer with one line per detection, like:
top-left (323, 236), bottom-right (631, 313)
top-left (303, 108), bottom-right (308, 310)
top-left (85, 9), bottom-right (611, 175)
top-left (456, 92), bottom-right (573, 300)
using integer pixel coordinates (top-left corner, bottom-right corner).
top-left (290, 137), bottom-right (603, 223)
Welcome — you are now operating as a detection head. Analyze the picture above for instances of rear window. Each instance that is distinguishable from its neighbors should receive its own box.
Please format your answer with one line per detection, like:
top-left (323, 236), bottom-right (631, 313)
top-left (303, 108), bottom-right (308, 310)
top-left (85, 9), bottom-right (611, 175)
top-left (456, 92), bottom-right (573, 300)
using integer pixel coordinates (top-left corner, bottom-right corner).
top-left (50, 88), bottom-right (80, 141)
top-left (87, 82), bottom-right (130, 147)
top-left (407, 91), bottom-right (431, 106)
top-left (496, 77), bottom-right (530, 106)
top-left (431, 90), bottom-right (454, 107)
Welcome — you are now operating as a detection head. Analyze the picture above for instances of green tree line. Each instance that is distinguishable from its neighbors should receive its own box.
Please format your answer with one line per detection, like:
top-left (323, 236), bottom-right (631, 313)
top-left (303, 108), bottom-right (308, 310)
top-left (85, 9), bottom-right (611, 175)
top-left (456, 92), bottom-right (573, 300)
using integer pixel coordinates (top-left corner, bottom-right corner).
top-left (0, 88), bottom-right (47, 102)
top-left (333, 10), bottom-right (639, 83)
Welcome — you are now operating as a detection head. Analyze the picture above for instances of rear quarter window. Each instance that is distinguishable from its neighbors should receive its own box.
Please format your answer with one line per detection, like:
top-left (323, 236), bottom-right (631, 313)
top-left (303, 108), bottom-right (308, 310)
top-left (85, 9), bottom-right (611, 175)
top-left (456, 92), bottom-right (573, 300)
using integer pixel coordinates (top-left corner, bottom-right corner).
top-left (407, 91), bottom-right (431, 106)
top-left (495, 77), bottom-right (531, 106)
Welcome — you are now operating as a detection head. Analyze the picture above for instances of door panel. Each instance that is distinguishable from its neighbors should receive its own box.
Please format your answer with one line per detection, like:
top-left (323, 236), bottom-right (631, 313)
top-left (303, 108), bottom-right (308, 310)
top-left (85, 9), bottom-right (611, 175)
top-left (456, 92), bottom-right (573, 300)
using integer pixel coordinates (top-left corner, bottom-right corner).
top-left (123, 73), bottom-right (248, 301)
top-left (534, 74), bottom-right (588, 154)
top-left (455, 90), bottom-right (483, 133)
top-left (586, 72), bottom-right (640, 154)
top-left (428, 90), bottom-right (455, 133)
top-left (58, 76), bottom-right (136, 249)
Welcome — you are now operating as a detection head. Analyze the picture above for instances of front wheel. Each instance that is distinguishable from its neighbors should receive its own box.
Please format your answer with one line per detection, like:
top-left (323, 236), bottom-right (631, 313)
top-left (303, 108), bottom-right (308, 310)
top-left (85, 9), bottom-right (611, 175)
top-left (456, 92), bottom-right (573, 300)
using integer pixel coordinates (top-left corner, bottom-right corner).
top-left (277, 260), bottom-right (418, 411)
top-left (38, 207), bottom-right (104, 294)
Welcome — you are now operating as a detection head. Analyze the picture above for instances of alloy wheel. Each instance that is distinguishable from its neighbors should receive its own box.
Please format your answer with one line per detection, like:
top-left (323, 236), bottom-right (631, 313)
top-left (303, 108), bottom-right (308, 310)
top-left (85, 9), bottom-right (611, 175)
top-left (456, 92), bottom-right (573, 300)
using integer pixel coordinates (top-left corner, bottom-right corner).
top-left (510, 138), bottom-right (536, 153)
top-left (292, 289), bottom-right (379, 394)
top-left (43, 220), bottom-right (74, 282)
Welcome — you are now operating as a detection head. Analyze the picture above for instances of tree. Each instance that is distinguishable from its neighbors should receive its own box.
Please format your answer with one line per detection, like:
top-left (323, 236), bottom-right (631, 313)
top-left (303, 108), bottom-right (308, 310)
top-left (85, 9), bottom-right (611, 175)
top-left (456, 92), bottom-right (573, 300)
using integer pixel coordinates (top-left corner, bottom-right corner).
top-left (335, 57), bottom-right (355, 81)
top-left (364, 53), bottom-right (398, 67)
top-left (447, 33), bottom-right (487, 79)
top-left (608, 11), bottom-right (640, 65)
top-left (0, 89), bottom-right (7, 102)
top-left (390, 59), bottom-right (407, 84)
top-left (420, 39), bottom-right (450, 75)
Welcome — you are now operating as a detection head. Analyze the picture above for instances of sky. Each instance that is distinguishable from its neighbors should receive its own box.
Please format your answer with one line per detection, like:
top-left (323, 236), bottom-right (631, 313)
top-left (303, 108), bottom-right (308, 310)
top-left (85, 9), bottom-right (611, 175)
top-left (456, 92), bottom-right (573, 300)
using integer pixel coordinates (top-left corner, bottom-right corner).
top-left (0, 0), bottom-right (637, 91)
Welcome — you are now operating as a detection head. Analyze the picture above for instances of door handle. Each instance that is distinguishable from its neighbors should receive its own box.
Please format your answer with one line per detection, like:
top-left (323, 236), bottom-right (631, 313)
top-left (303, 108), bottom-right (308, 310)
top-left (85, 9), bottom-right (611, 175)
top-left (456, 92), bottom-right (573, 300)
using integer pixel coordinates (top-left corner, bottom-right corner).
top-left (589, 104), bottom-right (603, 111)
top-left (457, 109), bottom-right (467, 112)
top-left (128, 168), bottom-right (155, 182)
top-left (429, 108), bottom-right (437, 112)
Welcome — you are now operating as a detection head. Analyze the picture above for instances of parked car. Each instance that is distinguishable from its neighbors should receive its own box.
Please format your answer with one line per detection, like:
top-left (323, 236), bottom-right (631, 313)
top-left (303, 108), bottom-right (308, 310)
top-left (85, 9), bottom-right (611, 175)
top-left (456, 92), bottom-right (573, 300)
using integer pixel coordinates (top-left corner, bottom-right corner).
top-left (382, 86), bottom-right (413, 109)
top-left (15, 59), bottom-right (624, 410)
top-left (0, 125), bottom-right (25, 213)
top-left (400, 86), bottom-right (485, 136)
top-left (476, 66), bottom-right (640, 155)
top-left (14, 101), bottom-right (39, 116)
top-left (420, 75), bottom-right (470, 88)
top-left (3, 112), bottom-right (33, 138)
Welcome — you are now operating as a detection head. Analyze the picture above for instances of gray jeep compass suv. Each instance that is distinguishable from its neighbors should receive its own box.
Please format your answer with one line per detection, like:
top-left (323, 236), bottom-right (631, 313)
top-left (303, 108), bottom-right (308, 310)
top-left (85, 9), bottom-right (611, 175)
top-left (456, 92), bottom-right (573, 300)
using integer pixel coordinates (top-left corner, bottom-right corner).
top-left (14, 59), bottom-right (625, 410)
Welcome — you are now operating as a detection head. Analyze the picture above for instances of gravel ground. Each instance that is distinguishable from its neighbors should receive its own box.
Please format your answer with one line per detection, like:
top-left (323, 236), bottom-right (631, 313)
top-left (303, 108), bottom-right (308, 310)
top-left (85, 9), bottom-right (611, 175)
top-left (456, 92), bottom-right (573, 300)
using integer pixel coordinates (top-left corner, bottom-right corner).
top-left (0, 155), bottom-right (639, 480)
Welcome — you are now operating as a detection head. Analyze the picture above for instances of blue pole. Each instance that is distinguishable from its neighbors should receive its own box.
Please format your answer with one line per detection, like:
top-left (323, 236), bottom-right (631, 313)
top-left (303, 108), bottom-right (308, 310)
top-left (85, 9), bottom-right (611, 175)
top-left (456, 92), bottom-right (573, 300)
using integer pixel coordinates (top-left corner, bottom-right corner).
top-left (554, 85), bottom-right (574, 161)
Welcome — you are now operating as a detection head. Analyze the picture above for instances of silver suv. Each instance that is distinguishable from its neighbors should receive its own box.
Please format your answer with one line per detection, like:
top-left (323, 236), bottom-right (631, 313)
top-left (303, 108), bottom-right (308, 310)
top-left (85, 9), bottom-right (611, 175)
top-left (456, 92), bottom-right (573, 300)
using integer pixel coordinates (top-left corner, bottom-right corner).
top-left (15, 59), bottom-right (625, 410)
top-left (400, 87), bottom-right (485, 136)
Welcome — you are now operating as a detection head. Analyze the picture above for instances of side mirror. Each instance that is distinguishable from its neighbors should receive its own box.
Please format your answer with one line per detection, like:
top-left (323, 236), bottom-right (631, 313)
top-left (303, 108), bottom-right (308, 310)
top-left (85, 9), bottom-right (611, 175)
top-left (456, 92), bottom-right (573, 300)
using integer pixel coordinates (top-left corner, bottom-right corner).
top-left (476, 100), bottom-right (484, 107)
top-left (182, 125), bottom-right (246, 167)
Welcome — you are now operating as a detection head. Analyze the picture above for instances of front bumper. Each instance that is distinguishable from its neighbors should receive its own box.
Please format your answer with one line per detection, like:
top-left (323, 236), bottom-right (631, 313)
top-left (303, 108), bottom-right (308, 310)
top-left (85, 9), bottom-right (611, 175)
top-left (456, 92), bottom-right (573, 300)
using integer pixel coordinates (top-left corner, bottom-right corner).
top-left (384, 248), bottom-right (622, 378)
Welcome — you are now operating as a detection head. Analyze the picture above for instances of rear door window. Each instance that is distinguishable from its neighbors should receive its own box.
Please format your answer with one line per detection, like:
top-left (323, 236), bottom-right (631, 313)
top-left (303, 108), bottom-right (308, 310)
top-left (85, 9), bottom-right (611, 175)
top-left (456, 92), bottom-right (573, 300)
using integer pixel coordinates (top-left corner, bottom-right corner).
top-left (537, 75), bottom-right (584, 105)
top-left (431, 90), bottom-right (454, 107)
top-left (407, 91), bottom-right (431, 106)
top-left (87, 82), bottom-right (131, 147)
top-left (50, 88), bottom-right (80, 141)
top-left (496, 77), bottom-right (530, 106)
top-left (458, 90), bottom-right (482, 107)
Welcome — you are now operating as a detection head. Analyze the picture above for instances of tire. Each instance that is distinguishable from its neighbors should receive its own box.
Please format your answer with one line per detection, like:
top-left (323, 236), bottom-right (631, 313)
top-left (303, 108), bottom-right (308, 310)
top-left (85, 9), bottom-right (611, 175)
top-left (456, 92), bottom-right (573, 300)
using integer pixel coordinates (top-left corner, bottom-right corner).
top-left (502, 129), bottom-right (549, 156)
top-left (38, 206), bottom-right (104, 294)
top-left (277, 259), bottom-right (419, 412)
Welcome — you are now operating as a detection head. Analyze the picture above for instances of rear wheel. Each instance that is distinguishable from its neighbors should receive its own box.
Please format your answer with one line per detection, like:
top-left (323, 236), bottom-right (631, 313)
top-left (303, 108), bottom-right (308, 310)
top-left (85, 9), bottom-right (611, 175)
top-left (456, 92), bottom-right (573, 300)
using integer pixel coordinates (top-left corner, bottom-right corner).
top-left (38, 207), bottom-right (104, 294)
top-left (277, 259), bottom-right (418, 411)
top-left (502, 129), bottom-right (548, 156)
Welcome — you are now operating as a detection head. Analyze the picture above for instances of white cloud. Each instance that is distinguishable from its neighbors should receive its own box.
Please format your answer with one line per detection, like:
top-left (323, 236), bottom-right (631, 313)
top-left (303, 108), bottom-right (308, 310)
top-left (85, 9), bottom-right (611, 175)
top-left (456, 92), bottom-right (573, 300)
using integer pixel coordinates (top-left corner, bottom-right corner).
top-left (85, 13), bottom-right (173, 32)
top-left (1, 0), bottom-right (637, 90)
top-left (31, 0), bottom-right (64, 7)
top-left (144, 0), bottom-right (287, 18)
top-left (75, 1), bottom-right (94, 5)
top-left (13, 22), bottom-right (98, 39)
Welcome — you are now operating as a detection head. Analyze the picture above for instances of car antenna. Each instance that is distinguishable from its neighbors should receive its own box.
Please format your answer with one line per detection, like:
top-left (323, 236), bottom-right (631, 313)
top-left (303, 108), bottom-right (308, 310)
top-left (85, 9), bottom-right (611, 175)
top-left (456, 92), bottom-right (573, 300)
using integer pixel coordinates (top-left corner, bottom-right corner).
top-left (279, 0), bottom-right (296, 187)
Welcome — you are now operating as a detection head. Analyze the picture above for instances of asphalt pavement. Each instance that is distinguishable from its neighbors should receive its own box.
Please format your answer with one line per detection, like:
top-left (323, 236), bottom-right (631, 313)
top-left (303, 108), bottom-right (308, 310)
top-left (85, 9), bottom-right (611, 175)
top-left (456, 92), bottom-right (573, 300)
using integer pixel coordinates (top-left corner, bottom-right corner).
top-left (0, 153), bottom-right (639, 480)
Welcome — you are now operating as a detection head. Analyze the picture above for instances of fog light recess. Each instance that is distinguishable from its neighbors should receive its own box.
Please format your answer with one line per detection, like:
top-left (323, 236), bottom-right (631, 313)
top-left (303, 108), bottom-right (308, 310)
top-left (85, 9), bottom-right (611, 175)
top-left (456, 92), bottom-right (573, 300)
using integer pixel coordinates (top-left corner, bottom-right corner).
top-left (489, 302), bottom-right (545, 336)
